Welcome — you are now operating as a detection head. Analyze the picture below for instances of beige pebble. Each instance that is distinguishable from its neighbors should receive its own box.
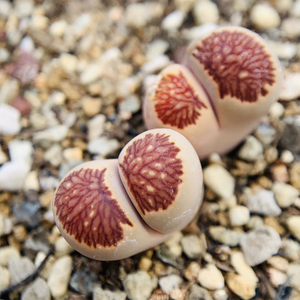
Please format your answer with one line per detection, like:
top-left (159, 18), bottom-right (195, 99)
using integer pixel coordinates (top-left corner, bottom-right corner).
top-left (226, 273), bottom-right (256, 300)
top-left (139, 257), bottom-right (152, 272)
top-left (198, 264), bottom-right (224, 290)
top-left (267, 256), bottom-right (289, 272)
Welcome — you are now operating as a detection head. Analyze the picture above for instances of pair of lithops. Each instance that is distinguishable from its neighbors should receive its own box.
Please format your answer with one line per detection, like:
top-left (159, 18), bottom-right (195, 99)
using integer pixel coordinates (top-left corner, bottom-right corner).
top-left (53, 26), bottom-right (283, 261)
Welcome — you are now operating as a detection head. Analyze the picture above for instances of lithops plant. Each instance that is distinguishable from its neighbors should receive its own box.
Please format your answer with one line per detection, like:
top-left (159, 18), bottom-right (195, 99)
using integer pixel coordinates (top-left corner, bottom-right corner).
top-left (53, 129), bottom-right (203, 260)
top-left (143, 26), bottom-right (283, 159)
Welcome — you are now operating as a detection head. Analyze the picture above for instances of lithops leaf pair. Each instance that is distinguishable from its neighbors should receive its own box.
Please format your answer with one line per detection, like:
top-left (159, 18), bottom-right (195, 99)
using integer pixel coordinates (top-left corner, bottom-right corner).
top-left (143, 26), bottom-right (283, 159)
top-left (53, 129), bottom-right (203, 261)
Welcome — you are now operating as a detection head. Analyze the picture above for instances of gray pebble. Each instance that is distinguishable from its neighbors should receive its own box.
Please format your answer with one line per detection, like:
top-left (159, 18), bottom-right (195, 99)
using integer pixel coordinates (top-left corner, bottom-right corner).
top-left (188, 284), bottom-right (212, 300)
top-left (8, 257), bottom-right (36, 285)
top-left (21, 277), bottom-right (50, 300)
top-left (240, 226), bottom-right (282, 266)
top-left (93, 286), bottom-right (126, 300)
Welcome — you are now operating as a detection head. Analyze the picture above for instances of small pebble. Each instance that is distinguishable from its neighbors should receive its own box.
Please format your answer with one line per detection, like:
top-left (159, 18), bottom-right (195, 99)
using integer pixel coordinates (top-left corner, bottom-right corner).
top-left (21, 277), bottom-right (51, 300)
top-left (272, 182), bottom-right (299, 208)
top-left (47, 255), bottom-right (72, 298)
top-left (49, 20), bottom-right (68, 38)
top-left (33, 125), bottom-right (69, 142)
top-left (193, 0), bottom-right (219, 24)
top-left (230, 251), bottom-right (258, 283)
top-left (269, 102), bottom-right (285, 119)
top-left (139, 256), bottom-right (153, 272)
top-left (146, 40), bottom-right (169, 61)
top-left (0, 104), bottom-right (21, 136)
top-left (280, 73), bottom-right (300, 101)
top-left (184, 262), bottom-right (201, 281)
top-left (62, 147), bottom-right (83, 162)
top-left (0, 48), bottom-right (10, 63)
top-left (123, 271), bottom-right (157, 300)
top-left (119, 94), bottom-right (141, 114)
top-left (267, 267), bottom-right (287, 287)
top-left (87, 137), bottom-right (119, 157)
top-left (125, 3), bottom-right (164, 28)
top-left (267, 256), bottom-right (289, 272)
top-left (280, 150), bottom-right (294, 163)
top-left (82, 97), bottom-right (102, 117)
top-left (245, 188), bottom-right (282, 216)
top-left (93, 286), bottom-right (126, 300)
top-left (267, 41), bottom-right (297, 60)
top-left (181, 234), bottom-right (206, 259)
top-left (287, 262), bottom-right (300, 290)
top-left (198, 264), bottom-right (224, 290)
top-left (0, 266), bottom-right (10, 290)
top-left (229, 205), bottom-right (250, 227)
top-left (240, 226), bottom-right (282, 266)
top-left (203, 164), bottom-right (235, 199)
top-left (87, 114), bottom-right (106, 140)
top-left (213, 289), bottom-right (228, 300)
top-left (8, 256), bottom-right (36, 285)
top-left (159, 274), bottom-right (182, 295)
top-left (8, 139), bottom-right (33, 166)
top-left (141, 55), bottom-right (171, 74)
top-left (188, 284), bottom-right (212, 300)
top-left (281, 18), bottom-right (300, 39)
top-left (0, 246), bottom-right (20, 266)
top-left (286, 216), bottom-right (300, 241)
top-left (238, 136), bottom-right (263, 162)
top-left (226, 273), bottom-right (256, 300)
top-left (0, 162), bottom-right (30, 191)
top-left (164, 232), bottom-right (183, 257)
top-left (23, 171), bottom-right (40, 191)
top-left (271, 164), bottom-right (288, 182)
top-left (162, 10), bottom-right (185, 32)
top-left (254, 124), bottom-right (276, 146)
top-left (209, 226), bottom-right (242, 247)
top-left (250, 3), bottom-right (280, 30)
top-left (55, 236), bottom-right (74, 257)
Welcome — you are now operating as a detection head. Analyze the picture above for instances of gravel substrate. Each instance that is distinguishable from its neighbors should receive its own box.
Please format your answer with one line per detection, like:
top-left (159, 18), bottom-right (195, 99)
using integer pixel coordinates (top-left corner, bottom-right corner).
top-left (1, 0), bottom-right (300, 299)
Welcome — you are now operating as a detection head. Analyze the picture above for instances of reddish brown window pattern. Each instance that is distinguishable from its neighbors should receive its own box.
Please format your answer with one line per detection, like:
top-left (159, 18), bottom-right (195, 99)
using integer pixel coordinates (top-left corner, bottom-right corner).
top-left (192, 30), bottom-right (276, 103)
top-left (119, 133), bottom-right (183, 214)
top-left (153, 72), bottom-right (207, 129)
top-left (54, 168), bottom-right (133, 248)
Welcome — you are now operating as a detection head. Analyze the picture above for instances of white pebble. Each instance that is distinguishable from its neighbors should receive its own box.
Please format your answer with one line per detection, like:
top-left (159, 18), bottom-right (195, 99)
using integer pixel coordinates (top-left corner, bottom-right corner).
top-left (162, 10), bottom-right (185, 32)
top-left (267, 256), bottom-right (289, 272)
top-left (269, 102), bottom-right (284, 119)
top-left (88, 137), bottom-right (119, 157)
top-left (287, 262), bottom-right (300, 290)
top-left (21, 277), bottom-right (51, 300)
top-left (240, 226), bottom-right (282, 266)
top-left (87, 114), bottom-right (106, 141)
top-left (141, 55), bottom-right (171, 74)
top-left (0, 266), bottom-right (10, 290)
top-left (250, 4), bottom-right (280, 30)
top-left (198, 264), bottom-right (224, 290)
top-left (267, 41), bottom-right (297, 60)
top-left (93, 286), bottom-right (126, 300)
top-left (55, 236), bottom-right (74, 257)
top-left (209, 226), bottom-right (242, 246)
top-left (230, 251), bottom-right (258, 283)
top-left (181, 234), bottom-right (206, 259)
top-left (125, 3), bottom-right (164, 28)
top-left (164, 232), bottom-right (183, 257)
top-left (0, 104), bottom-right (21, 136)
top-left (204, 164), bottom-right (235, 199)
top-left (146, 40), bottom-right (169, 60)
top-left (0, 162), bottom-right (30, 191)
top-left (8, 139), bottom-right (33, 167)
top-left (280, 150), bottom-right (294, 163)
top-left (123, 270), bottom-right (157, 300)
top-left (44, 144), bottom-right (63, 167)
top-left (290, 0), bottom-right (300, 17)
top-left (0, 0), bottom-right (12, 18)
top-left (281, 18), bottom-right (300, 39)
top-left (280, 72), bottom-right (300, 101)
top-left (47, 256), bottom-right (72, 298)
top-left (229, 205), bottom-right (250, 227)
top-left (30, 15), bottom-right (49, 30)
top-left (119, 95), bottom-right (141, 114)
top-left (49, 20), bottom-right (68, 38)
top-left (245, 188), bottom-right (282, 216)
top-left (0, 246), bottom-right (20, 267)
top-left (0, 48), bottom-right (10, 63)
top-left (23, 171), bottom-right (40, 191)
top-left (60, 53), bottom-right (78, 75)
top-left (15, 0), bottom-right (34, 18)
top-left (33, 125), bottom-right (69, 142)
top-left (267, 267), bottom-right (288, 287)
top-left (286, 216), bottom-right (300, 241)
top-left (159, 274), bottom-right (182, 295)
top-left (238, 136), bottom-right (263, 162)
top-left (8, 257), bottom-right (35, 285)
top-left (183, 23), bottom-right (218, 40)
top-left (193, 0), bottom-right (219, 24)
top-left (273, 182), bottom-right (299, 208)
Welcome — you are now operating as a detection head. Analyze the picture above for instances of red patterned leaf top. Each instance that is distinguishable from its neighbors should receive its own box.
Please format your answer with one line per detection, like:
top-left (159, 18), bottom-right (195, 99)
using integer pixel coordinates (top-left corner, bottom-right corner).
top-left (54, 168), bottom-right (133, 248)
top-left (119, 133), bottom-right (183, 214)
top-left (153, 72), bottom-right (207, 129)
top-left (192, 29), bottom-right (276, 103)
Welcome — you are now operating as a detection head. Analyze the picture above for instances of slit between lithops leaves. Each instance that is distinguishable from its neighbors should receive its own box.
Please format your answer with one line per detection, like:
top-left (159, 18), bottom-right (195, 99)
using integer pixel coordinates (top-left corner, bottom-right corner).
top-left (187, 65), bottom-right (221, 128)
